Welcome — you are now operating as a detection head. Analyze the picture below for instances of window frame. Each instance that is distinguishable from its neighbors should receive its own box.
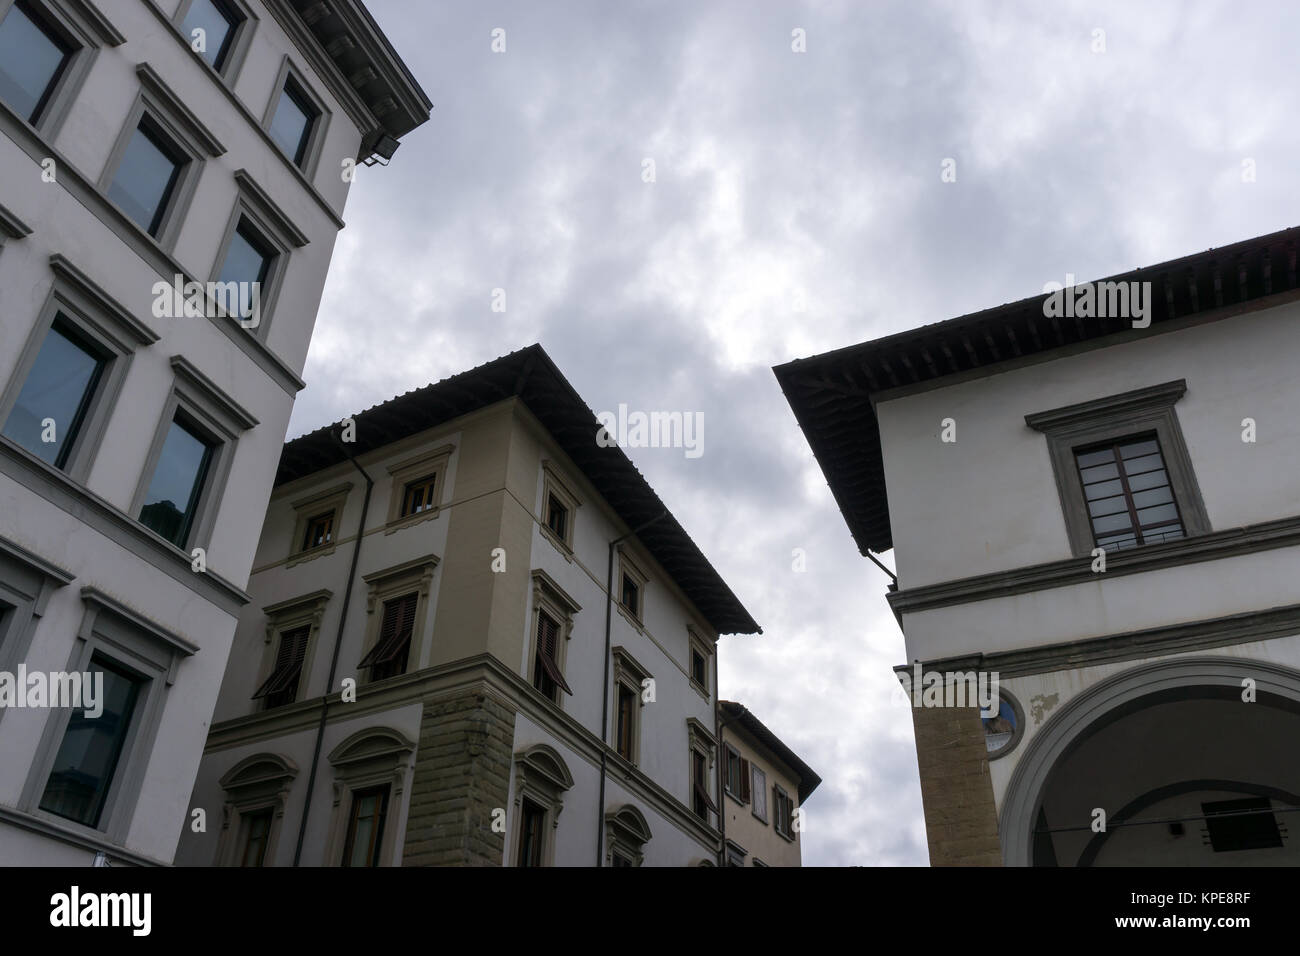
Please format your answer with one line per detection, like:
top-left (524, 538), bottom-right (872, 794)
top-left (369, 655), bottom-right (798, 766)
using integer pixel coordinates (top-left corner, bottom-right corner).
top-left (19, 586), bottom-right (197, 843)
top-left (358, 556), bottom-right (438, 682)
top-left (1026, 379), bottom-right (1210, 557)
top-left (611, 645), bottom-right (651, 767)
top-left (131, 356), bottom-right (256, 554)
top-left (323, 727), bottom-right (415, 868)
top-left (540, 460), bottom-right (580, 555)
top-left (287, 481), bottom-right (352, 565)
top-left (0, 0), bottom-right (112, 138)
top-left (251, 589), bottom-right (330, 713)
top-left (340, 783), bottom-right (390, 867)
top-left (358, 590), bottom-right (418, 683)
top-left (510, 744), bottom-right (573, 868)
top-left (751, 764), bottom-right (768, 823)
top-left (98, 65), bottom-right (225, 252)
top-left (686, 717), bottom-right (718, 824)
top-left (724, 744), bottom-right (751, 805)
top-left (616, 549), bottom-right (648, 629)
top-left (773, 784), bottom-right (795, 841)
top-left (0, 255), bottom-right (157, 484)
top-left (529, 570), bottom-right (580, 706)
top-left (261, 56), bottom-right (329, 178)
top-left (687, 627), bottom-right (713, 700)
top-left (171, 0), bottom-right (257, 82)
top-left (383, 444), bottom-right (453, 534)
top-left (213, 752), bottom-right (297, 866)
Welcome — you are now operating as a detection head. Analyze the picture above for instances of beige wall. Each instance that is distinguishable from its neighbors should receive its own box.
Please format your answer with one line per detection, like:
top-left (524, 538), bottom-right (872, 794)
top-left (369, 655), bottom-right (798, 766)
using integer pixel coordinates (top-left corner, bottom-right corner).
top-left (719, 726), bottom-right (804, 867)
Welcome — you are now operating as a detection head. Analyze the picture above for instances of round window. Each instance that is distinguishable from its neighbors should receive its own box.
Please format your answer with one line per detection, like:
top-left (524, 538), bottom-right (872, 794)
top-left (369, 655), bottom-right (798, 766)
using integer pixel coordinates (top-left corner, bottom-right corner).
top-left (983, 695), bottom-right (1022, 757)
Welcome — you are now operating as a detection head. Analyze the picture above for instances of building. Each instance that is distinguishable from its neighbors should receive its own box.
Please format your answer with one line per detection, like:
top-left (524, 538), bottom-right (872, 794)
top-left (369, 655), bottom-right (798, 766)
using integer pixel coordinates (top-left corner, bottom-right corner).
top-left (175, 344), bottom-right (761, 867)
top-left (777, 226), bottom-right (1300, 866)
top-left (0, 0), bottom-right (428, 865)
top-left (717, 700), bottom-right (819, 866)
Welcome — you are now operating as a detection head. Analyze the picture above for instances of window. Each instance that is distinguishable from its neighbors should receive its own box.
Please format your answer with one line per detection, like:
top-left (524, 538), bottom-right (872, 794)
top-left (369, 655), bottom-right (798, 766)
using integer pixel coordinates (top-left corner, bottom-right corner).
top-left (725, 840), bottom-right (747, 867)
top-left (724, 746), bottom-right (750, 803)
top-left (1, 319), bottom-right (105, 469)
top-left (0, 0), bottom-right (72, 124)
top-left (691, 749), bottom-right (716, 821)
top-left (751, 766), bottom-right (768, 822)
top-left (268, 75), bottom-right (318, 167)
top-left (621, 574), bottom-right (640, 619)
top-left (616, 684), bottom-right (635, 761)
top-left (533, 609), bottom-right (572, 701)
top-left (773, 785), bottom-right (794, 839)
top-left (238, 807), bottom-right (273, 866)
top-left (341, 785), bottom-right (389, 867)
top-left (617, 551), bottom-right (648, 626)
top-left (137, 414), bottom-right (214, 547)
top-left (252, 625), bottom-right (309, 710)
top-left (1026, 380), bottom-right (1209, 556)
top-left (545, 494), bottom-right (568, 541)
top-left (179, 0), bottom-right (239, 71)
top-left (611, 851), bottom-right (634, 867)
top-left (983, 693), bottom-right (1024, 759)
top-left (691, 647), bottom-right (706, 686)
top-left (517, 797), bottom-right (545, 867)
top-left (38, 655), bottom-right (141, 828)
top-left (688, 630), bottom-right (713, 697)
top-left (358, 592), bottom-right (416, 682)
top-left (1075, 436), bottom-right (1184, 551)
top-left (604, 805), bottom-right (651, 867)
top-left (400, 474), bottom-right (438, 517)
top-left (300, 511), bottom-right (334, 552)
top-left (215, 219), bottom-right (273, 323)
top-left (107, 116), bottom-right (187, 237)
top-left (1203, 798), bottom-right (1283, 853)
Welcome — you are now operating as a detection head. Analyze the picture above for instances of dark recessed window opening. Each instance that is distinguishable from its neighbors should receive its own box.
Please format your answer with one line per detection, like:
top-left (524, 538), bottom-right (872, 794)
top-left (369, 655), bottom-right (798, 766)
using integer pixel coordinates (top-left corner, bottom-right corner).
top-left (342, 785), bottom-right (389, 867)
top-left (692, 749), bottom-right (716, 820)
top-left (620, 574), bottom-right (639, 619)
top-left (269, 79), bottom-right (317, 167)
top-left (39, 655), bottom-right (142, 828)
top-left (1075, 435), bottom-right (1185, 552)
top-left (301, 511), bottom-right (334, 551)
top-left (180, 0), bottom-right (240, 71)
top-left (616, 684), bottom-right (635, 761)
top-left (532, 610), bottom-right (572, 700)
top-left (517, 798), bottom-right (545, 867)
top-left (359, 592), bottom-right (417, 682)
top-left (138, 415), bottom-right (213, 547)
top-left (545, 494), bottom-right (568, 540)
top-left (725, 746), bottom-right (750, 801)
top-left (108, 117), bottom-right (187, 237)
top-left (1, 319), bottom-right (105, 469)
top-left (1203, 798), bottom-right (1283, 852)
top-left (400, 473), bottom-right (438, 517)
top-left (690, 647), bottom-right (706, 686)
top-left (239, 807), bottom-right (273, 866)
top-left (0, 1), bottom-right (73, 124)
top-left (251, 625), bottom-right (309, 709)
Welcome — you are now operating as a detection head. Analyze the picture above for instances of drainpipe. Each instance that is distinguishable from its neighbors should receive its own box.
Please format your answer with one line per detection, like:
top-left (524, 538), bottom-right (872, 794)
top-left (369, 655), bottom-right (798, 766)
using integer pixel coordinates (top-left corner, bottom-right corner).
top-left (595, 510), bottom-right (668, 867)
top-left (715, 699), bottom-right (734, 866)
top-left (292, 432), bottom-right (374, 865)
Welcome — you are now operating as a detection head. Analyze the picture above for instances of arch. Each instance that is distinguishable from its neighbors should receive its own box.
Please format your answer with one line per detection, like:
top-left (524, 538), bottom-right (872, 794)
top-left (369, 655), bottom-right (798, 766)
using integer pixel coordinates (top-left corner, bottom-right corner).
top-left (1000, 655), bottom-right (1300, 866)
top-left (219, 752), bottom-right (298, 791)
top-left (515, 743), bottom-right (574, 792)
top-left (327, 725), bottom-right (416, 768)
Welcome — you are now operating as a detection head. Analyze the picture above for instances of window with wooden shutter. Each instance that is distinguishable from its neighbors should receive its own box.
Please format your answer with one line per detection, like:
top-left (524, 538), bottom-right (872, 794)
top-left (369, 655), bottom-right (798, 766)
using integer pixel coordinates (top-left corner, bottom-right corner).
top-left (692, 749), bottom-right (717, 819)
top-left (739, 758), bottom-right (751, 802)
top-left (359, 592), bottom-right (417, 681)
top-left (532, 610), bottom-right (572, 699)
top-left (252, 625), bottom-right (309, 708)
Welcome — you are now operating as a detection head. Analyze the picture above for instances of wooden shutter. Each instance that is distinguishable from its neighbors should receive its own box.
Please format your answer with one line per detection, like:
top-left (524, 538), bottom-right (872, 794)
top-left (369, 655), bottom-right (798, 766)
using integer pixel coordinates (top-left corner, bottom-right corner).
top-left (740, 758), bottom-right (751, 802)
top-left (252, 626), bottom-right (308, 698)
top-left (359, 593), bottom-right (417, 667)
top-left (535, 612), bottom-right (573, 695)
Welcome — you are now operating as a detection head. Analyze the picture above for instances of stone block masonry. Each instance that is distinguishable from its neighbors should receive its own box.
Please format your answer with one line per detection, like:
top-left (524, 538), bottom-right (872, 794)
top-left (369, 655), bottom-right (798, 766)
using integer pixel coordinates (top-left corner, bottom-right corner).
top-left (910, 704), bottom-right (1002, 865)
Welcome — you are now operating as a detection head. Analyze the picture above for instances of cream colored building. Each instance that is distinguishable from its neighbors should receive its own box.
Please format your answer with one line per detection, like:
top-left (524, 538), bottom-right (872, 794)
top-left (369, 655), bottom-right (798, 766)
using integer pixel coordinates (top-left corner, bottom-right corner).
top-left (0, 0), bottom-right (427, 865)
top-left (176, 345), bottom-right (761, 867)
top-left (717, 700), bottom-right (819, 867)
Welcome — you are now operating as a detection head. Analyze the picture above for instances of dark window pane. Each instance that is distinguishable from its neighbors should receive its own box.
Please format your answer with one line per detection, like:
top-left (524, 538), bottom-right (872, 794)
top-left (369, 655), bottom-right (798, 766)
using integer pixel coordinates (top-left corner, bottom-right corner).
top-left (108, 120), bottom-right (184, 236)
top-left (269, 82), bottom-right (314, 166)
top-left (1074, 447), bottom-right (1115, 468)
top-left (138, 418), bottom-right (212, 546)
top-left (0, 2), bottom-right (71, 123)
top-left (180, 0), bottom-right (238, 70)
top-left (1086, 494), bottom-right (1128, 519)
top-left (239, 808), bottom-right (272, 866)
top-left (621, 575), bottom-right (638, 615)
top-left (216, 221), bottom-right (271, 320)
top-left (1, 321), bottom-right (103, 467)
top-left (342, 785), bottom-right (389, 867)
top-left (1079, 462), bottom-right (1119, 484)
top-left (518, 798), bottom-right (545, 866)
top-left (39, 657), bottom-right (142, 828)
top-left (1118, 439), bottom-right (1160, 460)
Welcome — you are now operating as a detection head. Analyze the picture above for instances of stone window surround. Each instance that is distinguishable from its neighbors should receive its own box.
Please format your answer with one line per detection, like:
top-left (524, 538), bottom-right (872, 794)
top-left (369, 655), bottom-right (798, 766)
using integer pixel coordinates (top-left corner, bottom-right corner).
top-left (18, 586), bottom-right (198, 845)
top-left (510, 744), bottom-right (574, 867)
top-left (168, 0), bottom-right (259, 85)
top-left (286, 481), bottom-right (353, 566)
top-left (773, 783), bottom-right (796, 843)
top-left (686, 716), bottom-right (717, 824)
top-left (383, 443), bottom-right (453, 534)
top-left (255, 588), bottom-right (330, 708)
top-left (0, 255), bottom-right (159, 485)
top-left (540, 459), bottom-right (580, 556)
top-left (0, 536), bottom-right (74, 722)
top-left (260, 55), bottom-right (331, 181)
top-left (358, 555), bottom-right (438, 680)
top-left (207, 169), bottom-right (310, 343)
top-left (529, 569), bottom-right (580, 706)
top-left (129, 355), bottom-right (259, 554)
top-left (724, 837), bottom-right (748, 867)
top-left (616, 547), bottom-right (649, 630)
top-left (687, 626), bottom-right (713, 701)
top-left (610, 645), bottom-right (652, 767)
top-left (1025, 379), bottom-right (1210, 558)
top-left (213, 752), bottom-right (297, 866)
top-left (604, 804), bottom-right (652, 867)
top-left (322, 727), bottom-right (415, 868)
top-left (0, 0), bottom-right (122, 139)
top-left (96, 64), bottom-right (227, 252)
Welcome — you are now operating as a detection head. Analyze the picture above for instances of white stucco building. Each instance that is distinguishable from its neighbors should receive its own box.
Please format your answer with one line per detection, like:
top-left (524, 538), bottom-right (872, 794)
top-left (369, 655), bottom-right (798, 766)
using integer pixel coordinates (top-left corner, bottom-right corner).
top-left (778, 226), bottom-right (1300, 865)
top-left (0, 0), bottom-right (428, 865)
top-left (176, 345), bottom-right (761, 867)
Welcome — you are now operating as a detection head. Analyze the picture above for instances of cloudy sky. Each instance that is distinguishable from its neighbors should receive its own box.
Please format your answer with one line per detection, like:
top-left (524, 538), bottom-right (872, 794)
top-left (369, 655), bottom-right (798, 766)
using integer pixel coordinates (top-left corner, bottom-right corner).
top-left (286, 0), bottom-right (1300, 865)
